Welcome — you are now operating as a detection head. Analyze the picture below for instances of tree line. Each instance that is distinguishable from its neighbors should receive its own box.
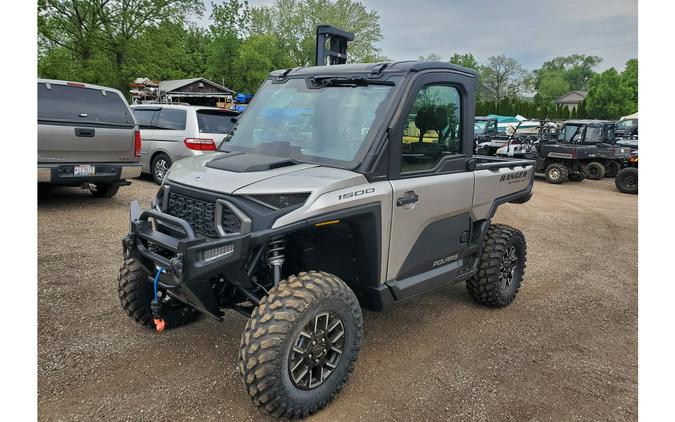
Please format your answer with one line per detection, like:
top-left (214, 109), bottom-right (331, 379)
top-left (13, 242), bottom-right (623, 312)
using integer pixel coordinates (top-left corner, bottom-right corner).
top-left (424, 52), bottom-right (638, 120)
top-left (39, 0), bottom-right (637, 120)
top-left (38, 0), bottom-right (386, 94)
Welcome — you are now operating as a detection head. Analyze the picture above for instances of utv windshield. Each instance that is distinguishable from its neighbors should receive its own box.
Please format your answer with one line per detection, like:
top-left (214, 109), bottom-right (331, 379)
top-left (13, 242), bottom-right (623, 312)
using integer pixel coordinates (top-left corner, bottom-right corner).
top-left (221, 78), bottom-right (397, 168)
top-left (562, 124), bottom-right (613, 144)
top-left (474, 121), bottom-right (487, 134)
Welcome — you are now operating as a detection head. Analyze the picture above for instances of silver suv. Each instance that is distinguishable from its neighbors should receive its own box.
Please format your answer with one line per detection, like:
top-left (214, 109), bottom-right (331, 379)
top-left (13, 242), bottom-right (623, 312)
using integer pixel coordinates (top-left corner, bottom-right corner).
top-left (131, 104), bottom-right (239, 183)
top-left (38, 79), bottom-right (142, 197)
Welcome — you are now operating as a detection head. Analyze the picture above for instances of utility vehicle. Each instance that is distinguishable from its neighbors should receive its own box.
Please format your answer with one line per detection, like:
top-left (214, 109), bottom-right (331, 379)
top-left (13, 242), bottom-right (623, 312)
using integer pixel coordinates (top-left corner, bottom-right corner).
top-left (473, 116), bottom-right (499, 154)
top-left (118, 61), bottom-right (535, 418)
top-left (554, 119), bottom-right (630, 179)
top-left (505, 119), bottom-right (631, 184)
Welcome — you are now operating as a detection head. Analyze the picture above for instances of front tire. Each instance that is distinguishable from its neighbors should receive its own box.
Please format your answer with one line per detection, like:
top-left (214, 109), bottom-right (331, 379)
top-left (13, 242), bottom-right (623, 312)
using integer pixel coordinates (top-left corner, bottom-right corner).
top-left (544, 163), bottom-right (568, 184)
top-left (615, 167), bottom-right (638, 194)
top-left (117, 258), bottom-right (201, 329)
top-left (151, 153), bottom-right (172, 185)
top-left (467, 224), bottom-right (527, 307)
top-left (239, 271), bottom-right (363, 419)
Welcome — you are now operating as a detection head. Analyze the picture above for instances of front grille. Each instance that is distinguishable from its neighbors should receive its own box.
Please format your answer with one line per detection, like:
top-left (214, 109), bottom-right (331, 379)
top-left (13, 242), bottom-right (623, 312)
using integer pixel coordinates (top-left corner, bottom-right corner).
top-left (166, 192), bottom-right (218, 237)
top-left (165, 191), bottom-right (243, 238)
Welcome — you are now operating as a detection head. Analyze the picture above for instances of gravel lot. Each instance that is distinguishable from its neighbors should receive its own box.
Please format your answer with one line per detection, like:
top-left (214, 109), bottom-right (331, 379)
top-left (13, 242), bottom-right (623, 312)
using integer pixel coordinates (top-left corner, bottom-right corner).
top-left (38, 176), bottom-right (637, 421)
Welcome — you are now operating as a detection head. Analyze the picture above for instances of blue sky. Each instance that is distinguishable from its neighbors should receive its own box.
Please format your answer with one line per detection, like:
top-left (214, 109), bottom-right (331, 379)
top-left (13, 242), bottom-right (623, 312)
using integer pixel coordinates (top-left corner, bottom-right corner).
top-left (200, 0), bottom-right (638, 71)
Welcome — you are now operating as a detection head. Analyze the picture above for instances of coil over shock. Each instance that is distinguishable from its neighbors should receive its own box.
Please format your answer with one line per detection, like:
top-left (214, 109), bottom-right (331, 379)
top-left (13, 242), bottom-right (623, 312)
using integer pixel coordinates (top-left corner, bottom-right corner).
top-left (266, 237), bottom-right (286, 287)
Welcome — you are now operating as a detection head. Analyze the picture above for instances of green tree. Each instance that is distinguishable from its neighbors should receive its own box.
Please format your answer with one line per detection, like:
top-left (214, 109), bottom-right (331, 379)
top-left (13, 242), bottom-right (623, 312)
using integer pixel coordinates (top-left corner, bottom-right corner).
top-left (479, 55), bottom-right (529, 102)
top-left (621, 59), bottom-right (638, 113)
top-left (235, 34), bottom-right (294, 92)
top-left (449, 53), bottom-right (479, 70)
top-left (537, 71), bottom-right (570, 101)
top-left (534, 54), bottom-right (602, 91)
top-left (38, 0), bottom-right (203, 91)
top-left (249, 0), bottom-right (386, 66)
top-left (586, 68), bottom-right (633, 119)
top-left (206, 0), bottom-right (251, 90)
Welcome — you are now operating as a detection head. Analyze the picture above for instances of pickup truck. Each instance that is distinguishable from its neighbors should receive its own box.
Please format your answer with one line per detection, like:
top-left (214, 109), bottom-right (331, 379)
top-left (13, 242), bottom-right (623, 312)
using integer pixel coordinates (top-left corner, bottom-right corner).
top-left (38, 79), bottom-right (141, 197)
top-left (117, 61), bottom-right (535, 418)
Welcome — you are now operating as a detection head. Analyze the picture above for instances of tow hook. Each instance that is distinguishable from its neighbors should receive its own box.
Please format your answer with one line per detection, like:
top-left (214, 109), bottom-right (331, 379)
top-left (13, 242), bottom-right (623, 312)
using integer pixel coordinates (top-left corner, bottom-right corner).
top-left (122, 234), bottom-right (135, 259)
top-left (151, 267), bottom-right (166, 332)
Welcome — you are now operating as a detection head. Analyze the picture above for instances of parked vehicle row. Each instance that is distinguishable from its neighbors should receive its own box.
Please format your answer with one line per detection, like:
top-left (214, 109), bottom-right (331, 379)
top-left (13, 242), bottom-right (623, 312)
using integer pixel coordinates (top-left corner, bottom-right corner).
top-left (473, 117), bottom-right (638, 192)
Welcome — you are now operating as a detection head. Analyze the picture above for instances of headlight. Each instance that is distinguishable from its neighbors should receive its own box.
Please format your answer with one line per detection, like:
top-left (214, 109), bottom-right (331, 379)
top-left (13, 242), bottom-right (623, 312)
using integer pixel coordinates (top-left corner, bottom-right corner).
top-left (250, 193), bottom-right (310, 210)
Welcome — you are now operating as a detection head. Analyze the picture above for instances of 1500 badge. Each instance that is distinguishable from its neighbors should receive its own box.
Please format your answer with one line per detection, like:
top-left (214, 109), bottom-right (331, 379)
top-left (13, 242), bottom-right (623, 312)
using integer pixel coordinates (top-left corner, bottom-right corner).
top-left (338, 187), bottom-right (375, 200)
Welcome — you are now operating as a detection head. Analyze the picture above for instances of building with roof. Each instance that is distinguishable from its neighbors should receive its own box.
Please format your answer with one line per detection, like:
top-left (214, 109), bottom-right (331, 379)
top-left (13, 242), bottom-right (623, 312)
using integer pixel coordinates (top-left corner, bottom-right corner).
top-left (158, 78), bottom-right (235, 107)
top-left (553, 90), bottom-right (588, 111)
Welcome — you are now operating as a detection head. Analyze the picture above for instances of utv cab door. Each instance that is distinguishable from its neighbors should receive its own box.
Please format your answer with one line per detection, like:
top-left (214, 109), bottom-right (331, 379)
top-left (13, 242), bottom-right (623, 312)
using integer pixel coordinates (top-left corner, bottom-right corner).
top-left (386, 72), bottom-right (475, 300)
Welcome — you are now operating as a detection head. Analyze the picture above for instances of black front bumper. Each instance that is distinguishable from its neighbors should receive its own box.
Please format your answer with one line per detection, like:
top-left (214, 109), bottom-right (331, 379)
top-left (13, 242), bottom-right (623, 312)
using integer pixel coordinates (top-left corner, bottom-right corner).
top-left (123, 201), bottom-right (253, 319)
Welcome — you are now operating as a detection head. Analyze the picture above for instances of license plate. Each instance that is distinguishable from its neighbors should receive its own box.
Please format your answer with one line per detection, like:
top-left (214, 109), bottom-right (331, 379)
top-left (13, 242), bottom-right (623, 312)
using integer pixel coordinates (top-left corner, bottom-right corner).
top-left (74, 165), bottom-right (95, 176)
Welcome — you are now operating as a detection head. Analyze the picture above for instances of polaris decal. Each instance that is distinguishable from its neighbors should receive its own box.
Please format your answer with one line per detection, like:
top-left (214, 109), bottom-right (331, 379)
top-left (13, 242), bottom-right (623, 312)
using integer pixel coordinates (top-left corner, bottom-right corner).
top-left (338, 187), bottom-right (375, 200)
top-left (433, 254), bottom-right (459, 267)
top-left (500, 171), bottom-right (529, 183)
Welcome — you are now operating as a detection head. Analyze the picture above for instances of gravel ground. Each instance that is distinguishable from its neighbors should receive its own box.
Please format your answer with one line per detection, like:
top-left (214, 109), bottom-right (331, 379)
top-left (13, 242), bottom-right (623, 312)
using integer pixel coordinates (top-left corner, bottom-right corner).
top-left (38, 176), bottom-right (637, 421)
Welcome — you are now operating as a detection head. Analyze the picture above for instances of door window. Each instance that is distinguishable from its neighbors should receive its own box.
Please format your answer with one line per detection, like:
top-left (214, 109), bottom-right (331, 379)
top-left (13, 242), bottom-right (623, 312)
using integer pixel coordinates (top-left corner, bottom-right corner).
top-left (401, 85), bottom-right (461, 173)
top-left (155, 108), bottom-right (187, 130)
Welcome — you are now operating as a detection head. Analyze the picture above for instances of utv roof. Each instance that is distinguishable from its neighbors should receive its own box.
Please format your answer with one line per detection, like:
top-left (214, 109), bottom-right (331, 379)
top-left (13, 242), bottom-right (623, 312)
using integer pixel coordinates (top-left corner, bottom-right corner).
top-left (475, 116), bottom-right (497, 121)
top-left (268, 61), bottom-right (479, 79)
top-left (565, 119), bottom-right (615, 125)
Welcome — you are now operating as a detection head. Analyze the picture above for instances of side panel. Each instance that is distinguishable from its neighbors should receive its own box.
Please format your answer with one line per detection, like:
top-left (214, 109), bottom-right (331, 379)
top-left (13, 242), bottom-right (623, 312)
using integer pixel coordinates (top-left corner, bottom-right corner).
top-left (472, 164), bottom-right (534, 220)
top-left (273, 180), bottom-right (393, 284)
top-left (387, 171), bottom-right (474, 281)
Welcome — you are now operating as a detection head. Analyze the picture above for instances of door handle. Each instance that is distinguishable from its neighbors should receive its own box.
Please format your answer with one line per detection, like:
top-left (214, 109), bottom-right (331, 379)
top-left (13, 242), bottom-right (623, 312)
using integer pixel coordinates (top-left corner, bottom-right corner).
top-left (396, 191), bottom-right (419, 207)
top-left (75, 128), bottom-right (95, 137)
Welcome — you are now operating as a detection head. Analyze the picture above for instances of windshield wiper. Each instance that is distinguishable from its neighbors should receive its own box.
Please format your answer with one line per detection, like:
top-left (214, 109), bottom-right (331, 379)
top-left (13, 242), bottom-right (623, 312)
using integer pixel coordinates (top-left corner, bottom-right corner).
top-left (310, 76), bottom-right (395, 87)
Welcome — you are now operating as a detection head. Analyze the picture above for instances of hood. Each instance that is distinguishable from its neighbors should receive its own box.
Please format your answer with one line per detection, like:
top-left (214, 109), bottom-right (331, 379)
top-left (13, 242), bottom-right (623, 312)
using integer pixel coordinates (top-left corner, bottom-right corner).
top-left (165, 152), bottom-right (320, 194)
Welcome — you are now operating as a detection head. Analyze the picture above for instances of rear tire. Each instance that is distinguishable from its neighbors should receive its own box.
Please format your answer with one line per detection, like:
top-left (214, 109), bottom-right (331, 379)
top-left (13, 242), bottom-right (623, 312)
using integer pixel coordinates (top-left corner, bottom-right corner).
top-left (615, 167), bottom-right (638, 194)
top-left (151, 153), bottom-right (172, 185)
top-left (544, 163), bottom-right (568, 184)
top-left (467, 224), bottom-right (527, 307)
top-left (117, 258), bottom-right (201, 329)
top-left (603, 161), bottom-right (621, 178)
top-left (90, 183), bottom-right (119, 198)
top-left (585, 162), bottom-right (605, 180)
top-left (239, 271), bottom-right (363, 419)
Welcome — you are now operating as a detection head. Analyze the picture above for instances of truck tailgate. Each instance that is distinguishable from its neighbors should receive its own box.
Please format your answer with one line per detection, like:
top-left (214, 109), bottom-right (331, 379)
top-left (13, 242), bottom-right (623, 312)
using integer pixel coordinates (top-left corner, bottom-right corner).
top-left (38, 81), bottom-right (137, 163)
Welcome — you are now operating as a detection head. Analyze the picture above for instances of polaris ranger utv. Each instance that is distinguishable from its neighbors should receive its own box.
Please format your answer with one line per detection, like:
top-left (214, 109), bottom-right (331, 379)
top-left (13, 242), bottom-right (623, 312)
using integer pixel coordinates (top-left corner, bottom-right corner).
top-left (555, 120), bottom-right (631, 179)
top-left (118, 61), bottom-right (535, 418)
top-left (517, 120), bottom-right (631, 184)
